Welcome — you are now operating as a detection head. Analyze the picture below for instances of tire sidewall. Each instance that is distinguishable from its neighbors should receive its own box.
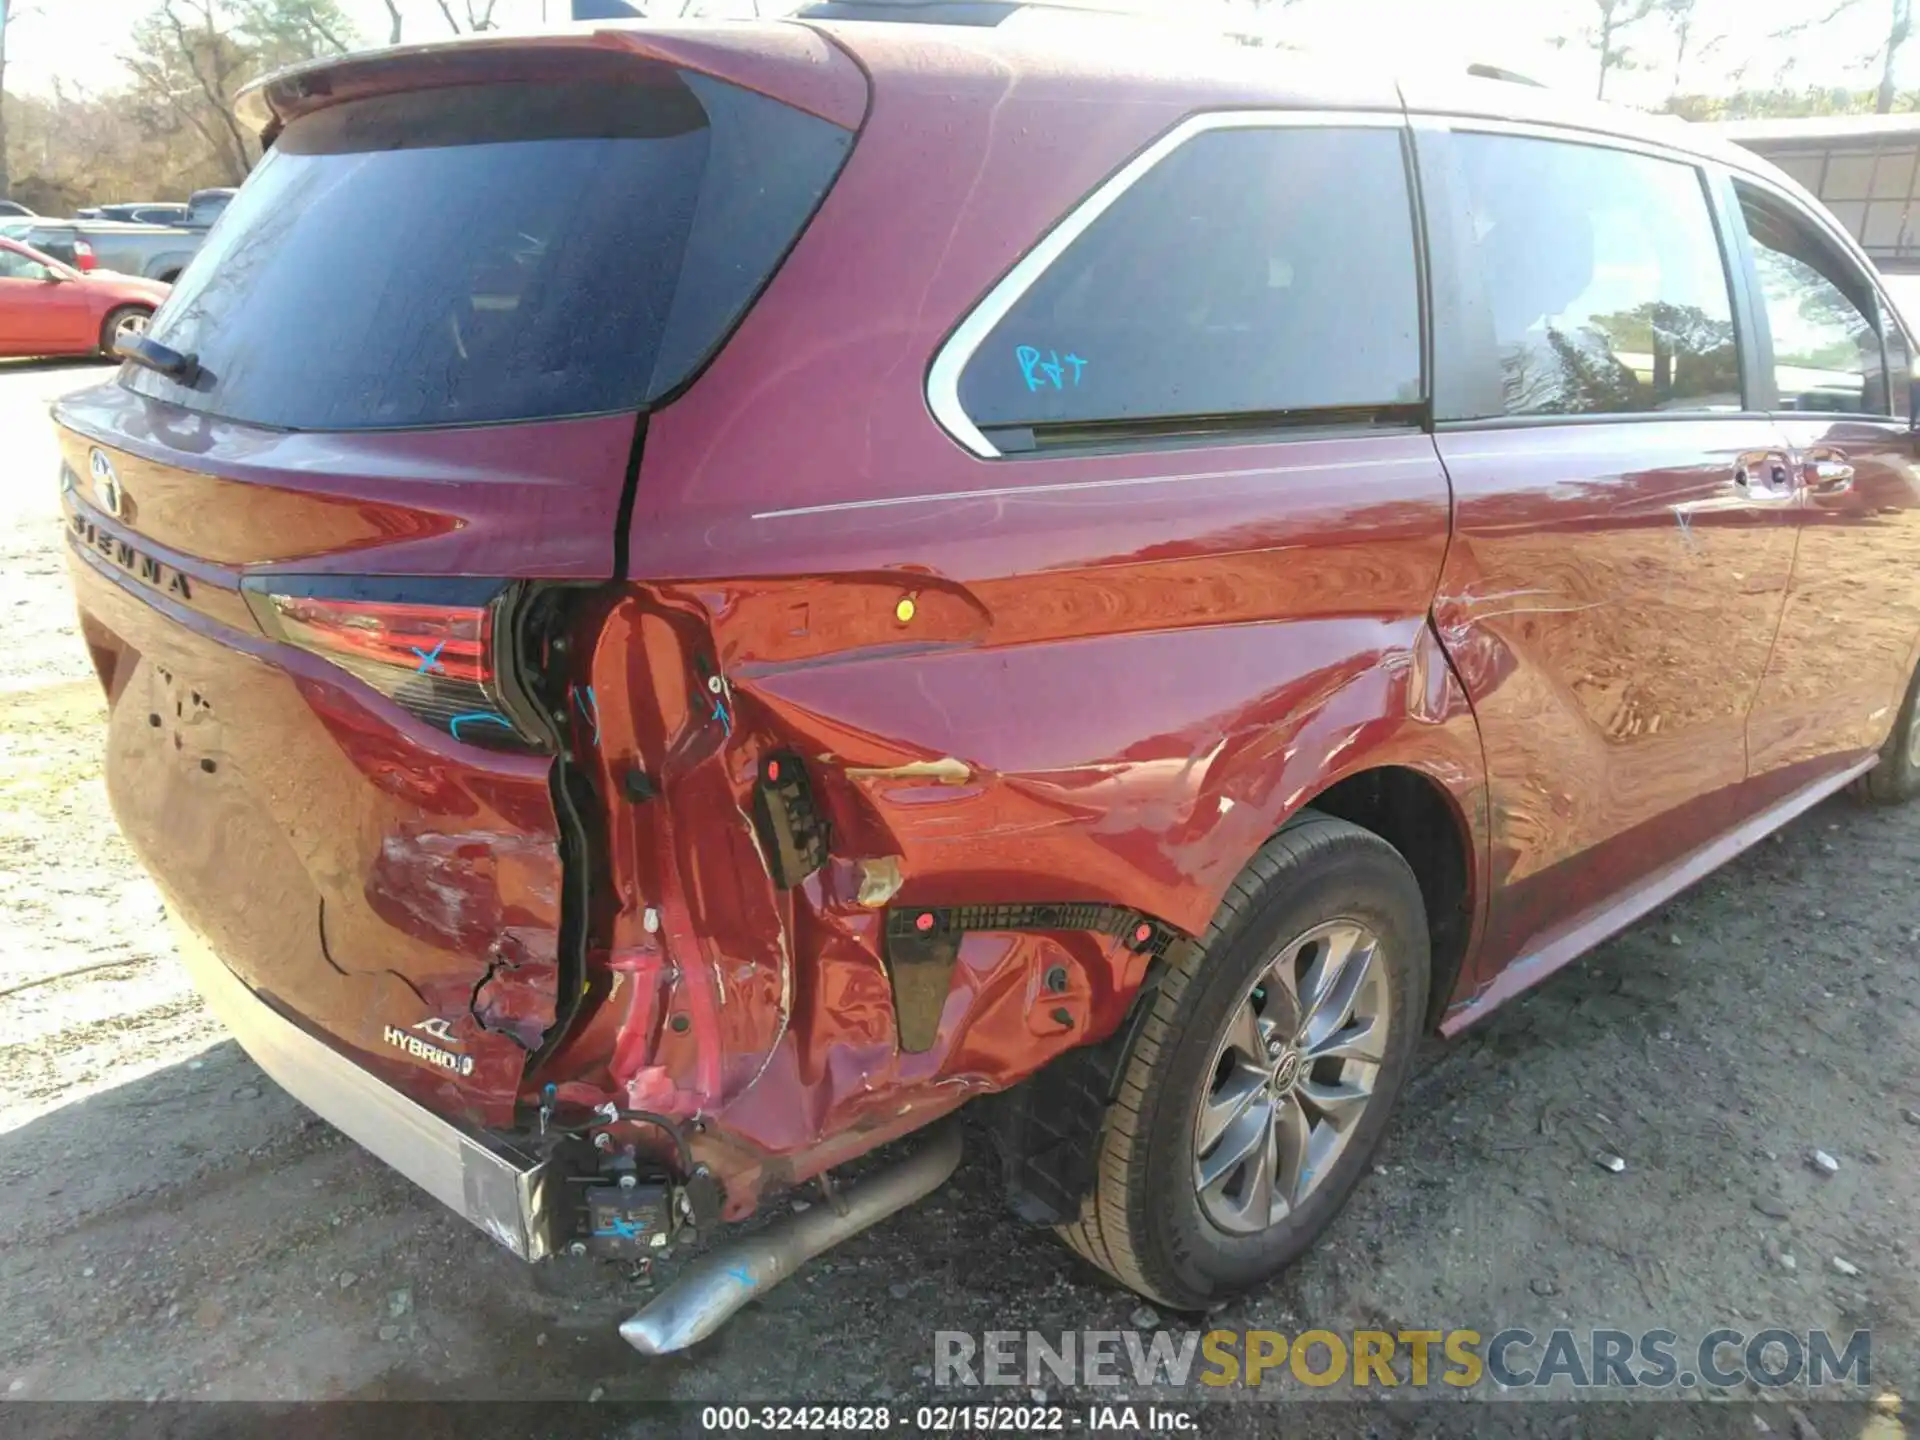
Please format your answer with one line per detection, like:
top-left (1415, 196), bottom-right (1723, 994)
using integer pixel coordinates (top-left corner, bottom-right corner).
top-left (1135, 831), bottom-right (1428, 1306)
top-left (1864, 663), bottom-right (1920, 803)
top-left (99, 306), bottom-right (150, 355)
top-left (1889, 679), bottom-right (1920, 794)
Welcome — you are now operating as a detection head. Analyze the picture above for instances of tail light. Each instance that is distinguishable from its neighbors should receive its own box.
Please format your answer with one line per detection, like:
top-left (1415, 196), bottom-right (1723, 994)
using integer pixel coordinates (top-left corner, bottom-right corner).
top-left (242, 578), bottom-right (542, 752)
top-left (72, 239), bottom-right (96, 272)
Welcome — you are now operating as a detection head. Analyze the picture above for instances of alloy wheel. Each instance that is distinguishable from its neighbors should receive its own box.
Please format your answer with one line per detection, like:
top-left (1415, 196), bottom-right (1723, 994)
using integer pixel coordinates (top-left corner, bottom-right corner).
top-left (1191, 918), bottom-right (1391, 1235)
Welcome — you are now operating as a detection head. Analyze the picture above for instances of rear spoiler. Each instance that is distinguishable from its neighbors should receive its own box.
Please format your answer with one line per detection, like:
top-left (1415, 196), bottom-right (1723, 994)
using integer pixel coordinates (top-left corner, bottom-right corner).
top-left (234, 22), bottom-right (868, 144)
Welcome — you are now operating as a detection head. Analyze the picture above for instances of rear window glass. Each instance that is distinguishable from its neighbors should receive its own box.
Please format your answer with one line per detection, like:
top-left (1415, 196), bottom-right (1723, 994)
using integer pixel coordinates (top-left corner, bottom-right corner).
top-left (26, 228), bottom-right (76, 265)
top-left (954, 126), bottom-right (1423, 441)
top-left (122, 75), bottom-right (852, 431)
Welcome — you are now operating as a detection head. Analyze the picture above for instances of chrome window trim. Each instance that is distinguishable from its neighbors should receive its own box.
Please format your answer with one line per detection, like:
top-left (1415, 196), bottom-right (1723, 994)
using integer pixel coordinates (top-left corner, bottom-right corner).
top-left (924, 106), bottom-right (1911, 460)
top-left (924, 108), bottom-right (1405, 460)
top-left (1407, 113), bottom-right (1715, 172)
top-left (1415, 115), bottom-right (1744, 425)
top-left (1416, 112), bottom-right (1916, 353)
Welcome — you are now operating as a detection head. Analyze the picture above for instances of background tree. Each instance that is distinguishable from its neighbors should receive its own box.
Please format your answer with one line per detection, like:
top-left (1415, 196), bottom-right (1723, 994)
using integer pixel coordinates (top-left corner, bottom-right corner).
top-left (1667, 82), bottom-right (1919, 119)
top-left (1, 0), bottom-right (12, 200)
top-left (0, 2), bottom-right (42, 202)
top-left (432, 0), bottom-right (502, 31)
top-left (121, 0), bottom-right (358, 186)
top-left (1777, 0), bottom-right (1913, 114)
top-left (1657, 0), bottom-right (1723, 103)
top-left (1555, 0), bottom-right (1660, 100)
top-left (1867, 0), bottom-right (1911, 112)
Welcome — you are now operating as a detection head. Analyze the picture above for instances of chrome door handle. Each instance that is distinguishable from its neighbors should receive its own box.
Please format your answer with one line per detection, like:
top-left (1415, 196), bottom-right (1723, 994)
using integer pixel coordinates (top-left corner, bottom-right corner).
top-left (1734, 451), bottom-right (1797, 499)
top-left (1806, 457), bottom-right (1856, 495)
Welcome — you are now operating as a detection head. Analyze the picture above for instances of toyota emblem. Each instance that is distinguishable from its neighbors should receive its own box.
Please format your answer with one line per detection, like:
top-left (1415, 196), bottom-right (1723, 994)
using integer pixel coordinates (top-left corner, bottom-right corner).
top-left (89, 448), bottom-right (122, 518)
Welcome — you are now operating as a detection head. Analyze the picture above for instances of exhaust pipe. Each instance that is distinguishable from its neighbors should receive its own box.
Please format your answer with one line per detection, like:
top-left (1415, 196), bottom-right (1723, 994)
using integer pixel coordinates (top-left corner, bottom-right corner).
top-left (620, 1120), bottom-right (964, 1356)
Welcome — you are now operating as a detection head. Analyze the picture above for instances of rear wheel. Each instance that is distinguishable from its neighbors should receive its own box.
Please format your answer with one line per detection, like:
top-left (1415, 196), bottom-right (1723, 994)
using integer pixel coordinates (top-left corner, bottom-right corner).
top-left (1852, 661), bottom-right (1920, 805)
top-left (99, 305), bottom-right (152, 356)
top-left (1057, 812), bottom-right (1428, 1309)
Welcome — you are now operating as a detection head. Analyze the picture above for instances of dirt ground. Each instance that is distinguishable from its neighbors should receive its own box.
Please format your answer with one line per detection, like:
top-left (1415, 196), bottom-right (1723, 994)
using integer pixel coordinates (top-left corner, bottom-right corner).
top-left (1, 360), bottom-right (1916, 1437)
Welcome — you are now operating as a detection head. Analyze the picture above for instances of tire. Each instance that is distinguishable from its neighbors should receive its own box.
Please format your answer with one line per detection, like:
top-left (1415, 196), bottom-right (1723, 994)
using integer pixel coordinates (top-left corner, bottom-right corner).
top-left (1852, 661), bottom-right (1920, 805)
top-left (1057, 812), bottom-right (1428, 1310)
top-left (99, 305), bottom-right (152, 356)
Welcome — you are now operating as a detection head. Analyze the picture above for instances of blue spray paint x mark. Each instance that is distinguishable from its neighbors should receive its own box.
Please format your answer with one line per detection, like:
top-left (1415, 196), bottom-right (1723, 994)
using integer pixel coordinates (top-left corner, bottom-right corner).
top-left (573, 685), bottom-right (601, 745)
top-left (727, 1263), bottom-right (755, 1290)
top-left (1017, 346), bottom-right (1086, 393)
top-left (594, 1216), bottom-right (651, 1240)
top-left (448, 711), bottom-right (513, 741)
top-left (410, 640), bottom-right (447, 675)
top-left (698, 660), bottom-right (734, 738)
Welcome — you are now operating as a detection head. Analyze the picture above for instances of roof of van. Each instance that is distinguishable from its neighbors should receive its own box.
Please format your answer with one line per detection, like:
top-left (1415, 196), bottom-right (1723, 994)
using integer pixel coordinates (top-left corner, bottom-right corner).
top-left (800, 11), bottom-right (1773, 171)
top-left (239, 14), bottom-right (1790, 191)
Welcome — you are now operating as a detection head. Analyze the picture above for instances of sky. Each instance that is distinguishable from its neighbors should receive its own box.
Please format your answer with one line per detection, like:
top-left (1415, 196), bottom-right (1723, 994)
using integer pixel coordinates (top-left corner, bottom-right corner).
top-left (4, 0), bottom-right (1906, 110)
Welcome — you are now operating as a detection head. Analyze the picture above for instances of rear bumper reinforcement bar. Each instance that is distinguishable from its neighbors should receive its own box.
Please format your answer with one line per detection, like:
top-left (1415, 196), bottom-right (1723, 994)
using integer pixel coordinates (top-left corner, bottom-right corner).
top-left (169, 917), bottom-right (553, 1261)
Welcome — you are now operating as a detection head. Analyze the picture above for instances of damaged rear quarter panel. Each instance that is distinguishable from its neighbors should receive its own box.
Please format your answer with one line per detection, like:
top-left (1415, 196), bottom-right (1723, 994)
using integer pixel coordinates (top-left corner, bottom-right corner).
top-left (571, 443), bottom-right (1479, 1214)
top-left (557, 46), bottom-right (1487, 1211)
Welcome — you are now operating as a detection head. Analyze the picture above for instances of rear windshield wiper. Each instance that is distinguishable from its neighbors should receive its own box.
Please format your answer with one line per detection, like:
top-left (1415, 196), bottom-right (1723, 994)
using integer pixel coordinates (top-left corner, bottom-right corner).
top-left (116, 334), bottom-right (204, 389)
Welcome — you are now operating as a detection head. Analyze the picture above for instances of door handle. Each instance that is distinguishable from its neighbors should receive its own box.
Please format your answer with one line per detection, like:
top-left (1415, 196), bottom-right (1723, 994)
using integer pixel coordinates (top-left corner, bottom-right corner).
top-left (1803, 450), bottom-right (1855, 496)
top-left (1733, 450), bottom-right (1796, 499)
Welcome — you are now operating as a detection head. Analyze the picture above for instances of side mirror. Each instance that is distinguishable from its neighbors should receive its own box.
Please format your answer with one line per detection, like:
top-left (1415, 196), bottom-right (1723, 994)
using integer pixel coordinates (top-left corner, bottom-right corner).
top-left (41, 270), bottom-right (67, 284)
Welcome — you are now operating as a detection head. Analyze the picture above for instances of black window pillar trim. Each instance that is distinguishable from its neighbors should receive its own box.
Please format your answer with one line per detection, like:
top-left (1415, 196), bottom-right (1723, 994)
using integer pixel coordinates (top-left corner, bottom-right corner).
top-left (1704, 164), bottom-right (1776, 414)
top-left (1407, 123), bottom-right (1502, 427)
top-left (1397, 106), bottom-right (1438, 431)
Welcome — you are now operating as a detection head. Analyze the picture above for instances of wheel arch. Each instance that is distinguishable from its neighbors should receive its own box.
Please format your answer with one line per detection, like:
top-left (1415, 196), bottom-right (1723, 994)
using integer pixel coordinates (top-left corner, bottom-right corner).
top-left (1291, 763), bottom-right (1480, 1031)
top-left (1175, 621), bottom-right (1492, 1032)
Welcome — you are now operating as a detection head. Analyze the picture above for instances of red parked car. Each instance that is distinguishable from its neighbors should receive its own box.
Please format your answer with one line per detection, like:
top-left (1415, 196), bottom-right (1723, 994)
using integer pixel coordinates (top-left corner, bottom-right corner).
top-left (0, 235), bottom-right (164, 359)
top-left (55, 15), bottom-right (1920, 1352)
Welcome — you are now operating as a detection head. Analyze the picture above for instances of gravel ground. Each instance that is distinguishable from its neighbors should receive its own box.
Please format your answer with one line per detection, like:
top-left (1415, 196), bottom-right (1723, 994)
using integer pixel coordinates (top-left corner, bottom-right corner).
top-left (0, 361), bottom-right (1915, 1438)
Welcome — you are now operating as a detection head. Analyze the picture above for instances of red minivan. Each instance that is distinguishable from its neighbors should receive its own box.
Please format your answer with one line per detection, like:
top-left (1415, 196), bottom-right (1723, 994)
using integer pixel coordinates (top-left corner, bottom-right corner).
top-left (58, 14), bottom-right (1920, 1353)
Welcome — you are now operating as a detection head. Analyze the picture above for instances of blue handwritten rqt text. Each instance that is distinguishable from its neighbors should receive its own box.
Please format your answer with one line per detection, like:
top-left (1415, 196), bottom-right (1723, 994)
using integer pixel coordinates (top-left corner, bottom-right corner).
top-left (1017, 345), bottom-right (1086, 393)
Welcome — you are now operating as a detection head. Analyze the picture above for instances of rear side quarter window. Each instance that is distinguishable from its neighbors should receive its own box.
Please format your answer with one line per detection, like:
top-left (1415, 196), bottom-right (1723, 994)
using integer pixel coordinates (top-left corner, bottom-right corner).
top-left (936, 119), bottom-right (1424, 455)
top-left (26, 228), bottom-right (74, 265)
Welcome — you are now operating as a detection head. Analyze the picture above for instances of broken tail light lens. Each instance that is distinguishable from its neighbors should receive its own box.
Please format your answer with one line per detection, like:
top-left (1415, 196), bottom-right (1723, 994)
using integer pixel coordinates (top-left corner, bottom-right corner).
top-left (242, 578), bottom-right (540, 752)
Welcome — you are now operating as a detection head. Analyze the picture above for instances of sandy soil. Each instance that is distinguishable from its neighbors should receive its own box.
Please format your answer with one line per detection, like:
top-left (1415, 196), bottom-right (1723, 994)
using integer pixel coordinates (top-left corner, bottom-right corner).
top-left (0, 361), bottom-right (1915, 1438)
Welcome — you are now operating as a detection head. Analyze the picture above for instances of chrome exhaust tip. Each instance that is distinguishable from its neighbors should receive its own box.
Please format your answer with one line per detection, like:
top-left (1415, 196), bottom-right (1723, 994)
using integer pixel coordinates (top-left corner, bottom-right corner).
top-left (619, 1119), bottom-right (964, 1356)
